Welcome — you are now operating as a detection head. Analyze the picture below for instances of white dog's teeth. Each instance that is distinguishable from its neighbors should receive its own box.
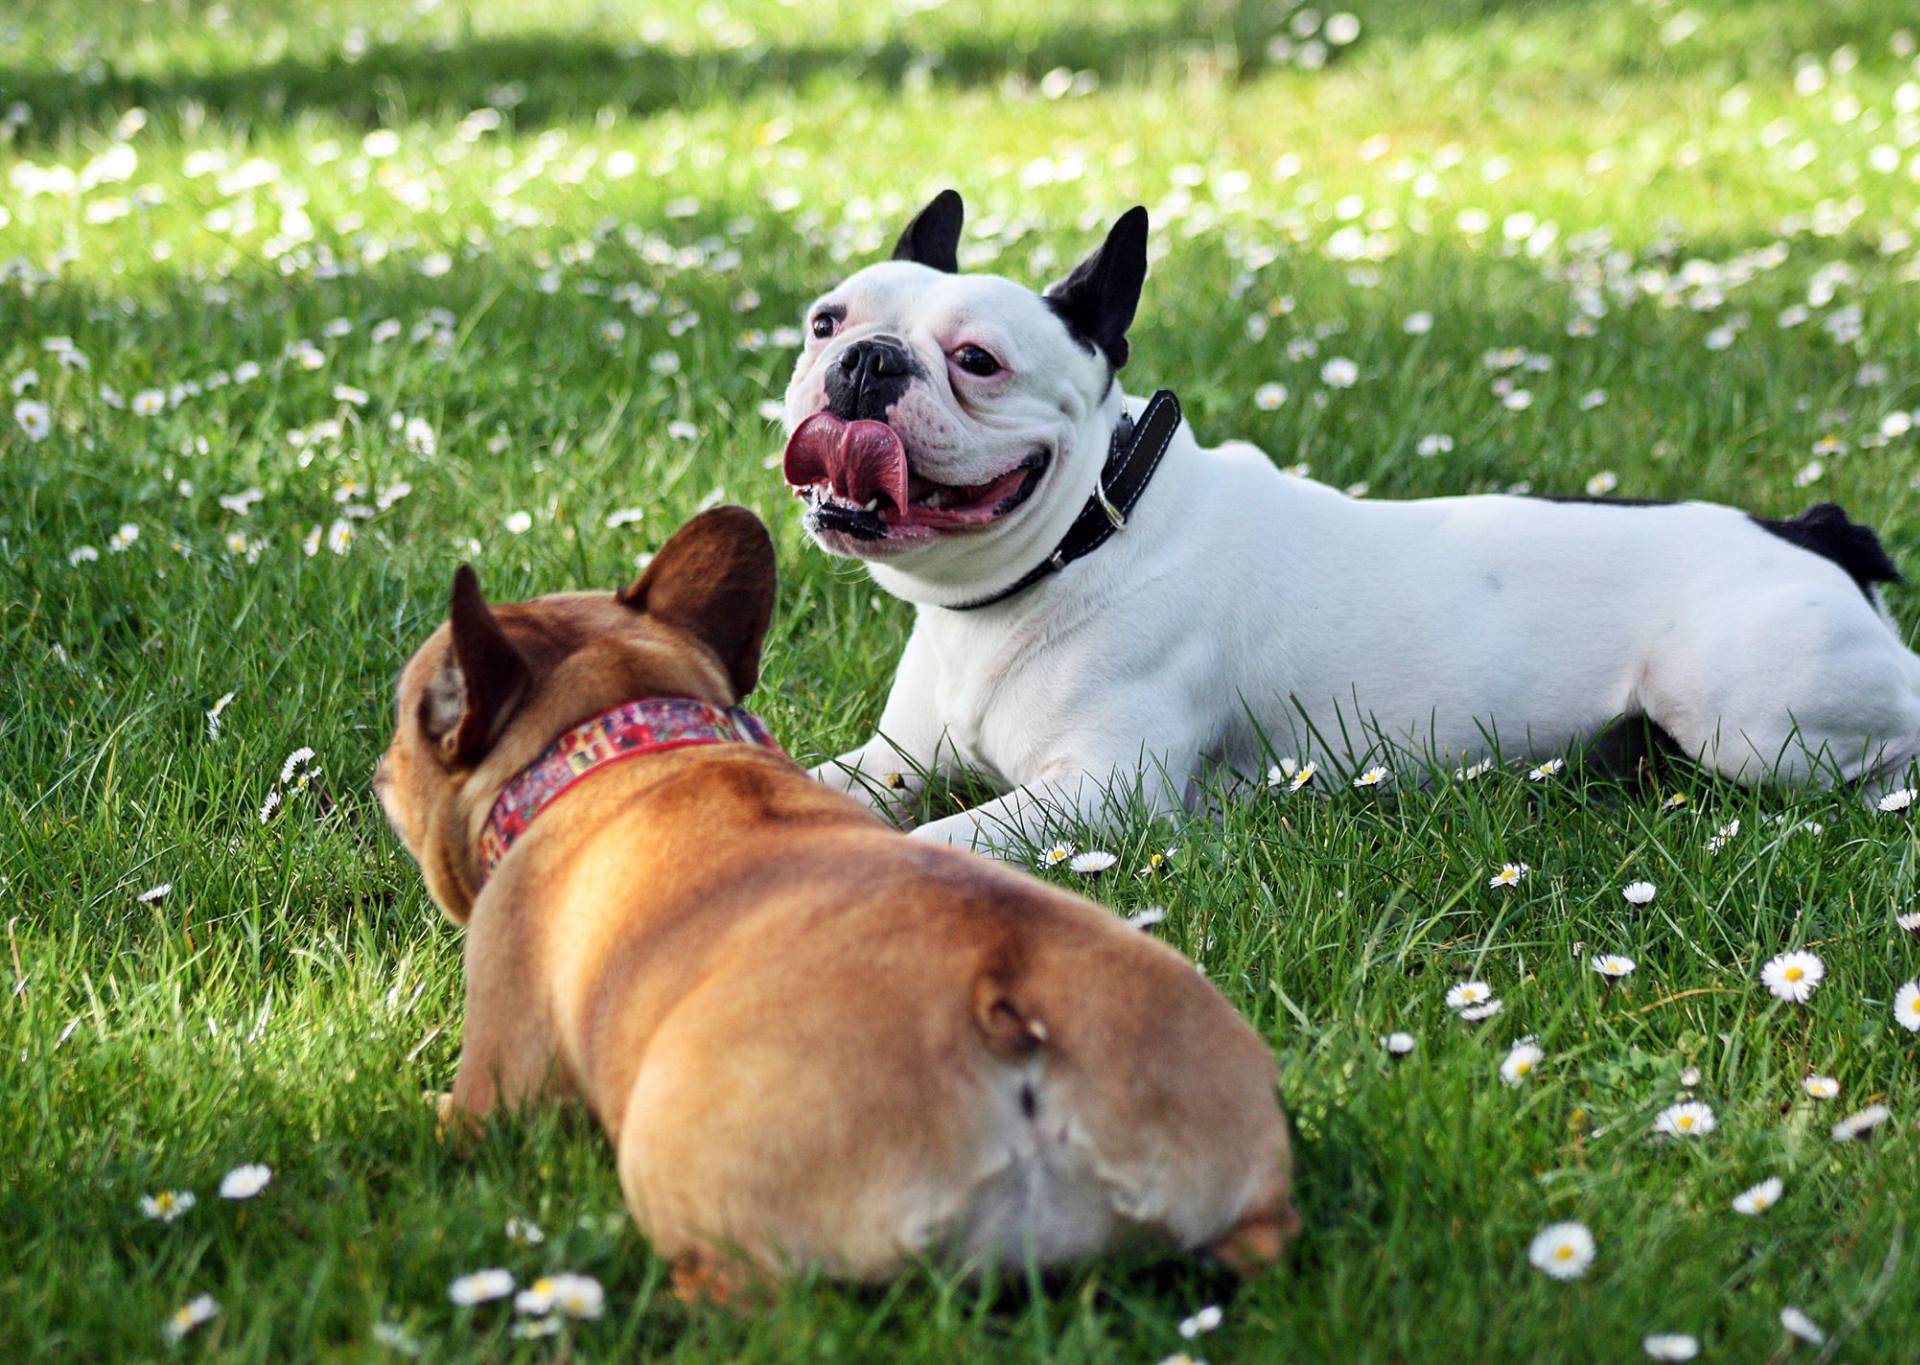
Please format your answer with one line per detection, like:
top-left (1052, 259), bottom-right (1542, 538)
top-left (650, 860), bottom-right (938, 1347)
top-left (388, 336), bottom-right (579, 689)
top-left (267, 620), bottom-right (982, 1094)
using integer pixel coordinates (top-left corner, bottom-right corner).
top-left (863, 498), bottom-right (881, 511)
top-left (922, 490), bottom-right (948, 509)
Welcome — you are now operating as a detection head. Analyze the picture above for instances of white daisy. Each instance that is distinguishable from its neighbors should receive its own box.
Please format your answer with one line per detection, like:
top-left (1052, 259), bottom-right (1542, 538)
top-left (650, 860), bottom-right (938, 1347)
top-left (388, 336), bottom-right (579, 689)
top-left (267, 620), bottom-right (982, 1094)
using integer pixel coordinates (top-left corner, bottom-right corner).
top-left (1460, 999), bottom-right (1505, 1022)
top-left (1642, 1334), bottom-right (1699, 1361)
top-left (1177, 1305), bottom-right (1223, 1339)
top-left (1488, 862), bottom-right (1529, 888)
top-left (137, 883), bottom-right (172, 903)
top-left (1254, 382), bottom-right (1288, 410)
top-left (448, 1268), bottom-right (515, 1306)
top-left (1895, 980), bottom-right (1920, 1032)
top-left (1661, 792), bottom-right (1687, 811)
top-left (1138, 848), bottom-right (1176, 876)
top-left (371, 1322), bottom-right (422, 1355)
top-left (326, 519), bottom-right (353, 555)
top-left (504, 511), bottom-right (533, 535)
top-left (1761, 950), bottom-right (1825, 1003)
top-left (1455, 756), bottom-right (1492, 780)
top-left (604, 507), bottom-right (646, 529)
top-left (218, 1163), bottom-right (272, 1199)
top-left (1877, 787), bottom-right (1917, 813)
top-left (510, 1317), bottom-right (563, 1339)
top-left (1585, 470), bottom-right (1619, 496)
top-left (1127, 905), bottom-right (1168, 930)
top-left (1802, 1075), bottom-right (1839, 1100)
top-left (1500, 1040), bottom-right (1544, 1085)
top-left (1288, 761), bottom-right (1317, 792)
top-left (1896, 912), bottom-right (1920, 935)
top-left (1381, 1031), bottom-right (1415, 1055)
top-left (1320, 357), bottom-right (1358, 388)
top-left (504, 1216), bottom-right (545, 1246)
top-left (1353, 765), bottom-right (1388, 788)
top-left (14, 398), bottom-right (51, 441)
top-left (1731, 1176), bottom-right (1782, 1215)
top-left (131, 388), bottom-right (166, 416)
top-left (1068, 850), bottom-right (1118, 876)
top-left (1402, 310), bottom-right (1432, 335)
top-left (1446, 980), bottom-right (1493, 1010)
top-left (1706, 817), bottom-right (1740, 852)
top-left (163, 1294), bottom-right (220, 1342)
top-left (1527, 757), bottom-right (1564, 781)
top-left (109, 522), bottom-right (140, 552)
top-left (1654, 1101), bottom-right (1715, 1138)
top-left (1038, 843), bottom-right (1073, 868)
top-left (1780, 1307), bottom-right (1826, 1345)
top-left (1830, 1103), bottom-right (1891, 1142)
top-left (140, 1189), bottom-right (196, 1221)
top-left (1592, 954), bottom-right (1637, 979)
top-left (1527, 1221), bottom-right (1595, 1279)
top-left (514, 1272), bottom-right (604, 1320)
top-left (1621, 880), bottom-right (1657, 905)
top-left (68, 545), bottom-right (99, 566)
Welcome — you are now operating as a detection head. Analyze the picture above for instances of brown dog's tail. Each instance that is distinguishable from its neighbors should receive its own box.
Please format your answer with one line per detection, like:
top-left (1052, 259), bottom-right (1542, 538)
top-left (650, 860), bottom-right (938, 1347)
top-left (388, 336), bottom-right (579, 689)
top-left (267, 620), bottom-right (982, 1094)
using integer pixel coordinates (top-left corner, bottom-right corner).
top-left (972, 967), bottom-right (1048, 1060)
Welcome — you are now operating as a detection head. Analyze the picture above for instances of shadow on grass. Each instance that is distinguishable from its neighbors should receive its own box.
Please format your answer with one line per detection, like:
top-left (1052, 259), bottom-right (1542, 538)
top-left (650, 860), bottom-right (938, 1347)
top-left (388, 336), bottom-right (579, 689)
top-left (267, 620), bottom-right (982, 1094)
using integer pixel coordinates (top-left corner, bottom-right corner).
top-left (0, 5), bottom-right (1316, 144)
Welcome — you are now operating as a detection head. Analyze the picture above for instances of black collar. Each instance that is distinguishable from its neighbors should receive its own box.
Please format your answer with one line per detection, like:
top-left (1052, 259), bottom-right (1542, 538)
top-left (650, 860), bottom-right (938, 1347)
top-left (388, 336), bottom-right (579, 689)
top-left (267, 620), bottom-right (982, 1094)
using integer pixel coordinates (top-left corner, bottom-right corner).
top-left (949, 389), bottom-right (1181, 611)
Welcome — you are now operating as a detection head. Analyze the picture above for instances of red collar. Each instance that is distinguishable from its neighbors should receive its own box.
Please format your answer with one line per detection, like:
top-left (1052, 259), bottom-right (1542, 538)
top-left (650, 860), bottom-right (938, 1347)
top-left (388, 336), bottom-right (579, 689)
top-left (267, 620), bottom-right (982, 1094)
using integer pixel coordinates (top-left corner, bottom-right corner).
top-left (476, 697), bottom-right (783, 884)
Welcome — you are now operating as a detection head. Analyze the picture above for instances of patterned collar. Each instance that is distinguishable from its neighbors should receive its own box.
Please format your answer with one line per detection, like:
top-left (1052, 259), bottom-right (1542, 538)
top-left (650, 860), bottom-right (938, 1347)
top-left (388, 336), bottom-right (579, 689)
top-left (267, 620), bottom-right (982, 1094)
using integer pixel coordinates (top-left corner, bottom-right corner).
top-left (476, 696), bottom-right (782, 884)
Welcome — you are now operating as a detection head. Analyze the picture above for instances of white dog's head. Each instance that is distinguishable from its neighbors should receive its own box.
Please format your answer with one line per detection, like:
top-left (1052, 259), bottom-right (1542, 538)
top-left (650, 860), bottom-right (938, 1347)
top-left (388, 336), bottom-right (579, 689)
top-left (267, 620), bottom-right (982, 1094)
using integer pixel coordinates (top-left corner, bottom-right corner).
top-left (782, 191), bottom-right (1149, 603)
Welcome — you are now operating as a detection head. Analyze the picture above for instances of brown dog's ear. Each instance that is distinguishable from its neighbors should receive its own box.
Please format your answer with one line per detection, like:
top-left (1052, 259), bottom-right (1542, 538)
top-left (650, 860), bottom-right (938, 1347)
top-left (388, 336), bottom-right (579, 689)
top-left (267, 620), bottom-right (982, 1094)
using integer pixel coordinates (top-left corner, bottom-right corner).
top-left (618, 506), bottom-right (777, 700)
top-left (423, 565), bottom-right (533, 764)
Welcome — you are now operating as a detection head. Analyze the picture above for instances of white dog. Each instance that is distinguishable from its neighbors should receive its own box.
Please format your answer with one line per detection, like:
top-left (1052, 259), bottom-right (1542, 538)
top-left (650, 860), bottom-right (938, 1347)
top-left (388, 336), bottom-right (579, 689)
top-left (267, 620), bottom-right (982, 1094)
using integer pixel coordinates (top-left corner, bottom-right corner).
top-left (782, 190), bottom-right (1920, 851)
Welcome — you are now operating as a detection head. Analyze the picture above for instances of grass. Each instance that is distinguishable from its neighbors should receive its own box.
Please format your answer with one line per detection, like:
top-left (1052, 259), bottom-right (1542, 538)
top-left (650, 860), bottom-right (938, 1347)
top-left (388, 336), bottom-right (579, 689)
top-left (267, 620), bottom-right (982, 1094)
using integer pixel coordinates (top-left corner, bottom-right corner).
top-left (4, 0), bottom-right (1920, 1358)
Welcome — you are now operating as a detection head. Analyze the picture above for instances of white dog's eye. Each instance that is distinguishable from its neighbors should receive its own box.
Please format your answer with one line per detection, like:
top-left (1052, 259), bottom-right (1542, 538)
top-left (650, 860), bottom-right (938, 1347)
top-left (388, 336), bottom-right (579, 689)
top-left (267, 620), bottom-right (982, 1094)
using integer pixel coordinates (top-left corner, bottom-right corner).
top-left (810, 312), bottom-right (837, 340)
top-left (952, 344), bottom-right (1001, 377)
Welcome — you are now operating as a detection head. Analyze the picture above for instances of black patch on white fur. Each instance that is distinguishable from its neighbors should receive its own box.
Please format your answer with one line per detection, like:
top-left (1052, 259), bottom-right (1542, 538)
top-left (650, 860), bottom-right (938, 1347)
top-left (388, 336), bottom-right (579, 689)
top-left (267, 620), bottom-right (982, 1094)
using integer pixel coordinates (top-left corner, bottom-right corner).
top-left (823, 336), bottom-right (922, 423)
top-left (891, 189), bottom-right (964, 273)
top-left (1527, 494), bottom-right (1676, 508)
top-left (1045, 207), bottom-right (1149, 372)
top-left (1752, 502), bottom-right (1900, 601)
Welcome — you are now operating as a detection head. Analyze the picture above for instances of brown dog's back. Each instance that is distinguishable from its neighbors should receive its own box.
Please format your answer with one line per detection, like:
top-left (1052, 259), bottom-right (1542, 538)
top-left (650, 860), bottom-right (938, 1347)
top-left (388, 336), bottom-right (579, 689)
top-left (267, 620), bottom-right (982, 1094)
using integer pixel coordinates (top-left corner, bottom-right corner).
top-left (554, 752), bottom-right (1292, 1285)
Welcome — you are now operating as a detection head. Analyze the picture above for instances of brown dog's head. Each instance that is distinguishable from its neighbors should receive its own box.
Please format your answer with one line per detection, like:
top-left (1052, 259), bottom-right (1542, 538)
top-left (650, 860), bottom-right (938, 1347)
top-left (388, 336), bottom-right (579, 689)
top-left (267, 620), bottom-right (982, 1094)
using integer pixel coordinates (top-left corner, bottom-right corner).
top-left (374, 505), bottom-right (778, 923)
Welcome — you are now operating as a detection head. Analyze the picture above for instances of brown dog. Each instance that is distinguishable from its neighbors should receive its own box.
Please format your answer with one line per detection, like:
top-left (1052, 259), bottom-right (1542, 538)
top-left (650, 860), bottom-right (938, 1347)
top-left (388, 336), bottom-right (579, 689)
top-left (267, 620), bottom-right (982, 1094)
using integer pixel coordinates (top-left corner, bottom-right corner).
top-left (375, 505), bottom-right (1295, 1301)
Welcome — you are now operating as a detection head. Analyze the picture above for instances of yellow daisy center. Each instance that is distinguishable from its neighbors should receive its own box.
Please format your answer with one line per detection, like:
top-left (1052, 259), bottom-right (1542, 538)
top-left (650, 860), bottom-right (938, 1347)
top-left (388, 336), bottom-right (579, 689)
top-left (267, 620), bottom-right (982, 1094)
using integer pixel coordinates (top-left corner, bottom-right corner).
top-left (1677, 1115), bottom-right (1695, 1128)
top-left (1554, 1245), bottom-right (1574, 1261)
top-left (155, 1193), bottom-right (174, 1211)
top-left (1784, 966), bottom-right (1804, 981)
top-left (1907, 998), bottom-right (1920, 1014)
top-left (532, 1278), bottom-right (554, 1294)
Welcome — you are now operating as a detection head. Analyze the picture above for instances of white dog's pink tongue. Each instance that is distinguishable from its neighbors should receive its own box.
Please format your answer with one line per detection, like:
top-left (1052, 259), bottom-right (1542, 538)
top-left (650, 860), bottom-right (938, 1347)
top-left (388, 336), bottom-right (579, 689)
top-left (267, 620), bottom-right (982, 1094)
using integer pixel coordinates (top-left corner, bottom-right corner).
top-left (783, 413), bottom-right (909, 510)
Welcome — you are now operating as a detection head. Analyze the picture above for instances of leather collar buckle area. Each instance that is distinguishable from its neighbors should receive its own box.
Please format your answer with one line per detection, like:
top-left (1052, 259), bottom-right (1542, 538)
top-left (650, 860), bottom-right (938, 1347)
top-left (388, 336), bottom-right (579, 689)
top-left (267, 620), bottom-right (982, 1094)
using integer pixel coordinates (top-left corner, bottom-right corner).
top-left (950, 388), bottom-right (1180, 611)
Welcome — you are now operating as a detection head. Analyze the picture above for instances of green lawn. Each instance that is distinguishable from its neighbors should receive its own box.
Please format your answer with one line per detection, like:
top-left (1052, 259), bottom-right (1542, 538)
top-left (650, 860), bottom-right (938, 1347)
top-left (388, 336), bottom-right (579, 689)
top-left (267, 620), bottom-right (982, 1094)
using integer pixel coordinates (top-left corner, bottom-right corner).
top-left (5, 0), bottom-right (1920, 1358)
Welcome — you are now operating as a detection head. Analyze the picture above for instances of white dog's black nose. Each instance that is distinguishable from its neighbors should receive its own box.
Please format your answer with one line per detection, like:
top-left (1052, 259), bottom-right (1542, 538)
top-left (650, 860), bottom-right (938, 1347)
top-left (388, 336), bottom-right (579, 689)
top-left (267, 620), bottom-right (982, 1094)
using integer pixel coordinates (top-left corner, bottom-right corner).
top-left (826, 337), bottom-right (917, 422)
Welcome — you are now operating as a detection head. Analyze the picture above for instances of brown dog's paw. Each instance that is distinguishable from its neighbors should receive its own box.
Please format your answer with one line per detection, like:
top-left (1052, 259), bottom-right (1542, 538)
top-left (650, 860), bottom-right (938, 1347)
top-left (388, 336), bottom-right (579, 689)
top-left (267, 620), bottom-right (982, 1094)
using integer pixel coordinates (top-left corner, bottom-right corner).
top-left (1207, 1199), bottom-right (1302, 1280)
top-left (669, 1249), bottom-right (765, 1310)
top-left (427, 1090), bottom-right (482, 1150)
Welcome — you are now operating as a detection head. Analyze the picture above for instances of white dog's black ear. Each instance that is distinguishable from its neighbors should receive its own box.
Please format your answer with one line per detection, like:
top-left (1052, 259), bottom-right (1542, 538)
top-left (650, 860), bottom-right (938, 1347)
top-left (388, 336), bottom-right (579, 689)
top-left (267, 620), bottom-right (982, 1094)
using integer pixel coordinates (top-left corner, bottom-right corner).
top-left (1045, 206), bottom-right (1149, 371)
top-left (427, 565), bottom-right (532, 764)
top-left (892, 189), bottom-right (964, 273)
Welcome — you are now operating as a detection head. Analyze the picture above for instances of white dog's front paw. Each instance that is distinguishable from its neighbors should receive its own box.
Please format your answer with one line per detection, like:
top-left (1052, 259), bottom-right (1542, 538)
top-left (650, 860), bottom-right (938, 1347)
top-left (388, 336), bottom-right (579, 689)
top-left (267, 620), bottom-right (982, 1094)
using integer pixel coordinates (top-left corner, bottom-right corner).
top-left (908, 812), bottom-right (1009, 856)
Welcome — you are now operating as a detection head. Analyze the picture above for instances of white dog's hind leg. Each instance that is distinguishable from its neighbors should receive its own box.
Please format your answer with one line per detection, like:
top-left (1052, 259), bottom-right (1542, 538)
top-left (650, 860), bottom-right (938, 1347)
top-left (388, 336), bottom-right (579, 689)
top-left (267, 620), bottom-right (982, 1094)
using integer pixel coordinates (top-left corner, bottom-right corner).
top-left (1635, 587), bottom-right (1920, 789)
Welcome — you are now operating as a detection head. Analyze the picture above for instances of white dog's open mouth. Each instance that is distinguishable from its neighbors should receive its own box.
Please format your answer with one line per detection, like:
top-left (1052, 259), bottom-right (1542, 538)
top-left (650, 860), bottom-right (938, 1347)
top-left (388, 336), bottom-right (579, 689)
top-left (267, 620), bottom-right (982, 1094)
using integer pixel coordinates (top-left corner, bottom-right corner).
top-left (782, 412), bottom-right (1046, 543)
